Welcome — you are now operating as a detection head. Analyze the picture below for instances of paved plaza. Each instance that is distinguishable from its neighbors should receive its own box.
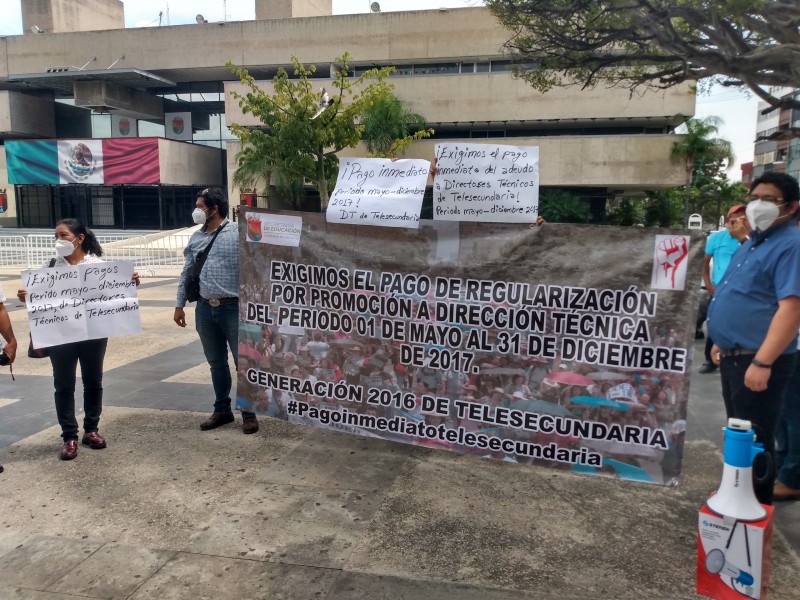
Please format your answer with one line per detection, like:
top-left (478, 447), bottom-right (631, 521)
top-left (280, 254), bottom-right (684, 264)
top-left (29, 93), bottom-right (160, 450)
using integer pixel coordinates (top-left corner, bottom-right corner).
top-left (0, 270), bottom-right (798, 599)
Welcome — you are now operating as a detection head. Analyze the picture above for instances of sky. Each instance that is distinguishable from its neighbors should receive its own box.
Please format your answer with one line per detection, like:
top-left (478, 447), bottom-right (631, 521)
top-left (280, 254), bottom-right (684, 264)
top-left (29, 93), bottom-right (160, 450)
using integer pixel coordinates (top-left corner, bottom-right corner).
top-left (1, 0), bottom-right (759, 178)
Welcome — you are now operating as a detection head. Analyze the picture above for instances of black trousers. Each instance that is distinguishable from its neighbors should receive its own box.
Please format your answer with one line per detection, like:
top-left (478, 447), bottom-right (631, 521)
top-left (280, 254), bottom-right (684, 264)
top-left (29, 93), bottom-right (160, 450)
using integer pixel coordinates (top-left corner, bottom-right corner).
top-left (719, 352), bottom-right (797, 504)
top-left (49, 338), bottom-right (108, 441)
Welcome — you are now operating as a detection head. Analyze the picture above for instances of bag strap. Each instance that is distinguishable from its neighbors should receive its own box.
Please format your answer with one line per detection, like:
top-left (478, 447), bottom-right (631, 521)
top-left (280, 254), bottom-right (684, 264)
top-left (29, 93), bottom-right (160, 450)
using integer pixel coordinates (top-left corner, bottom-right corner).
top-left (194, 222), bottom-right (227, 272)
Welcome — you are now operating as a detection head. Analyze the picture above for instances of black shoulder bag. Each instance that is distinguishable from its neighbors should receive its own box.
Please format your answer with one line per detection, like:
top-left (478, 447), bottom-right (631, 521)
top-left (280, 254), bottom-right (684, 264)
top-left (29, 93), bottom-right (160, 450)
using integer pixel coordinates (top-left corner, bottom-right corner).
top-left (184, 223), bottom-right (226, 303)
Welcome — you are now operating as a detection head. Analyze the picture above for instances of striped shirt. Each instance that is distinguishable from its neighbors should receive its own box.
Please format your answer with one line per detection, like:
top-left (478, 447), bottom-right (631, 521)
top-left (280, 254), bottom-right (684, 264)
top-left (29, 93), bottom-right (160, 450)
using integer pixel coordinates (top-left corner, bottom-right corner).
top-left (176, 219), bottom-right (239, 307)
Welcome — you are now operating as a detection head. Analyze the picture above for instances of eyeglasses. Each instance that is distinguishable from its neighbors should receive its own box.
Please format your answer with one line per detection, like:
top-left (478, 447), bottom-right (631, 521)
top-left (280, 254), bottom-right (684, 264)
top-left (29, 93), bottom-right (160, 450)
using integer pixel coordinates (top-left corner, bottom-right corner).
top-left (747, 195), bottom-right (784, 203)
top-left (197, 188), bottom-right (210, 198)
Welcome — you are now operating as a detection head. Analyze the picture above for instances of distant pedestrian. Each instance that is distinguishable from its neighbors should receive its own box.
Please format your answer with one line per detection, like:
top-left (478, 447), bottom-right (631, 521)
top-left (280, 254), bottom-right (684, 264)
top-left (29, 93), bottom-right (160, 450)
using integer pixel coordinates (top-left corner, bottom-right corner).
top-left (709, 172), bottom-right (800, 504)
top-left (174, 189), bottom-right (258, 434)
top-left (698, 204), bottom-right (750, 373)
top-left (17, 219), bottom-right (140, 461)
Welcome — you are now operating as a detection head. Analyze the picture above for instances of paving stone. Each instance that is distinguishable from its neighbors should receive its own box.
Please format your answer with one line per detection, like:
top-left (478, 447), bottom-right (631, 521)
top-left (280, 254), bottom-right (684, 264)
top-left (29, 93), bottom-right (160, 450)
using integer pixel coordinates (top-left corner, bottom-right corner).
top-left (47, 542), bottom-right (175, 599)
top-left (128, 552), bottom-right (339, 599)
top-left (184, 512), bottom-right (364, 569)
top-left (0, 535), bottom-right (101, 590)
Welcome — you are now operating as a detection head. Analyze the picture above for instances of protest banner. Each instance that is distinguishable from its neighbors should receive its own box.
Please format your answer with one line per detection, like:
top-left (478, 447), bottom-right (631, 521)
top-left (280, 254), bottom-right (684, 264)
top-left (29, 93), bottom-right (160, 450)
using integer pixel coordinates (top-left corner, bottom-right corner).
top-left (327, 158), bottom-right (430, 228)
top-left (433, 142), bottom-right (539, 223)
top-left (238, 210), bottom-right (703, 485)
top-left (22, 260), bottom-right (141, 348)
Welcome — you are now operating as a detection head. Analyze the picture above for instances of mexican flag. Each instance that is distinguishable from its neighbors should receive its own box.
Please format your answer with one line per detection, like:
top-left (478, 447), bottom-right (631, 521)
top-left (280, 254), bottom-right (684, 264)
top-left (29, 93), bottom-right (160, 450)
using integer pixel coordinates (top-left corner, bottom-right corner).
top-left (5, 138), bottom-right (160, 185)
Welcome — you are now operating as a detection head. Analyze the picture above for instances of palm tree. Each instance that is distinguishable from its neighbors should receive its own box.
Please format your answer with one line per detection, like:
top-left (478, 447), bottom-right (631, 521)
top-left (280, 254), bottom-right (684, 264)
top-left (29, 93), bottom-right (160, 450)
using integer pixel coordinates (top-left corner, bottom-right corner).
top-left (360, 94), bottom-right (433, 158)
top-left (670, 116), bottom-right (734, 223)
top-left (232, 133), bottom-right (275, 209)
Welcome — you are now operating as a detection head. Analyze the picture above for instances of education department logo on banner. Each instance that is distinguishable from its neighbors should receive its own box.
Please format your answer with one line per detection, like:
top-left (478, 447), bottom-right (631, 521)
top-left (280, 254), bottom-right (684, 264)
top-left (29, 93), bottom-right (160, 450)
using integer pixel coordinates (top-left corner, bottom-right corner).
top-left (58, 140), bottom-right (103, 184)
top-left (171, 115), bottom-right (184, 134)
top-left (245, 212), bottom-right (302, 247)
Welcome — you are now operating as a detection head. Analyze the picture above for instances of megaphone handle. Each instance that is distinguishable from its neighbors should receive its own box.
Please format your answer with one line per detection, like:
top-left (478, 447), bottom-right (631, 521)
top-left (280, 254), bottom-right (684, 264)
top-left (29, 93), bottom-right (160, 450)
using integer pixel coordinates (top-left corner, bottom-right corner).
top-left (752, 451), bottom-right (774, 486)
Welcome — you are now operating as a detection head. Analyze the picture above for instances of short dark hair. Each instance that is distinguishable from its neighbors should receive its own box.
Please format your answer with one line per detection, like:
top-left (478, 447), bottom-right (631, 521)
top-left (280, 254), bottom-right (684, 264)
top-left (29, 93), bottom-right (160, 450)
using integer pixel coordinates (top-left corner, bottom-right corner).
top-left (750, 172), bottom-right (799, 205)
top-left (197, 188), bottom-right (229, 218)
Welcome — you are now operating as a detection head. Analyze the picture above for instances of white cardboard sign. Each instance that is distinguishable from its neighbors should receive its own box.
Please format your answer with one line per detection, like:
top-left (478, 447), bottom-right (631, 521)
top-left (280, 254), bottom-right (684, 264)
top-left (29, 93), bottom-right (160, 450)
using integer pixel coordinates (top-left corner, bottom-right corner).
top-left (433, 143), bottom-right (539, 223)
top-left (23, 260), bottom-right (141, 348)
top-left (327, 158), bottom-right (429, 228)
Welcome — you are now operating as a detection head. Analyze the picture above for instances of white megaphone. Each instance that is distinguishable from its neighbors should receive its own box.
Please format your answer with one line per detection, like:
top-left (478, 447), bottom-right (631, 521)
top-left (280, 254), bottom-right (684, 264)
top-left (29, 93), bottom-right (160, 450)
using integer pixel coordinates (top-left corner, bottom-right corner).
top-left (706, 418), bottom-right (767, 522)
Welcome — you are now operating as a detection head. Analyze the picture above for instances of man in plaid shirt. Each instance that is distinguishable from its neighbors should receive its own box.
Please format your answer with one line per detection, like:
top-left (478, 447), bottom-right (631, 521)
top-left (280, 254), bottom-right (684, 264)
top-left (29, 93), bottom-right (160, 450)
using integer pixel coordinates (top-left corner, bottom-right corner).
top-left (175, 189), bottom-right (258, 434)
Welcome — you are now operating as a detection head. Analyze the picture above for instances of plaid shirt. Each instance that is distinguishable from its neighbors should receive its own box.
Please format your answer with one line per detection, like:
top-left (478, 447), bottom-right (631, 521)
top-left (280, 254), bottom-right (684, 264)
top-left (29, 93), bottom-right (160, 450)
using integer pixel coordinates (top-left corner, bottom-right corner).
top-left (176, 219), bottom-right (239, 307)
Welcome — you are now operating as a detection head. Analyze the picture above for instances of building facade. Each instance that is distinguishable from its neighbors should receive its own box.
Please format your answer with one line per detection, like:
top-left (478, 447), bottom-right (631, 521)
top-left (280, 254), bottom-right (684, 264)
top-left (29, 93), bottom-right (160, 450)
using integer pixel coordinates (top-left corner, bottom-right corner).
top-left (752, 87), bottom-right (800, 182)
top-left (0, 0), bottom-right (694, 230)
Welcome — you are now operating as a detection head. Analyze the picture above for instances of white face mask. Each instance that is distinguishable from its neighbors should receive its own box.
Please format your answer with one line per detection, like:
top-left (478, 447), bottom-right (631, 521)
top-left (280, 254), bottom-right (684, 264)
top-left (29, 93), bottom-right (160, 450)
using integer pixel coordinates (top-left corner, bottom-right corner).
top-left (745, 200), bottom-right (782, 232)
top-left (55, 238), bottom-right (77, 257)
top-left (192, 207), bottom-right (208, 225)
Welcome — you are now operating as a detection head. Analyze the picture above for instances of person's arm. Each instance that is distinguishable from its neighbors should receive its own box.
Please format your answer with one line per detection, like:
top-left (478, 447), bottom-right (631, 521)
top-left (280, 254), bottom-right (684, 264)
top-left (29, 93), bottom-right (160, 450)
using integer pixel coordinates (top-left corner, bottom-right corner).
top-left (0, 304), bottom-right (17, 363)
top-left (702, 254), bottom-right (714, 295)
top-left (745, 296), bottom-right (800, 392)
top-left (174, 238), bottom-right (196, 328)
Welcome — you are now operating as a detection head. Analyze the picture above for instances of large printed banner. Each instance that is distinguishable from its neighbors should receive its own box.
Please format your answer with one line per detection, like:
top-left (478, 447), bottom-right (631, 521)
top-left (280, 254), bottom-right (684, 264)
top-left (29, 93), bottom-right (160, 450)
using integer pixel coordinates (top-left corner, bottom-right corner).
top-left (5, 138), bottom-right (160, 185)
top-left (238, 210), bottom-right (703, 485)
top-left (23, 261), bottom-right (141, 348)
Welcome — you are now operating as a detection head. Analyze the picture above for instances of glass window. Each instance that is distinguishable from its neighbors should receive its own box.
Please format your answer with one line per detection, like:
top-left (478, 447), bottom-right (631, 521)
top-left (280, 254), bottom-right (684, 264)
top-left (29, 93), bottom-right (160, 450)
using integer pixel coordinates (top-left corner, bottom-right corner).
top-left (475, 62), bottom-right (489, 73)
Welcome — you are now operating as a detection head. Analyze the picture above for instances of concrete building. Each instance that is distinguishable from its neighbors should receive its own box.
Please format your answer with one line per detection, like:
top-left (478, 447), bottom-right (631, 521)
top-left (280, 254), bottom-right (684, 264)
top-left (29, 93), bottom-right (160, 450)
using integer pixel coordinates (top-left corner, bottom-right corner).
top-left (0, 0), bottom-right (694, 229)
top-left (752, 87), bottom-right (800, 182)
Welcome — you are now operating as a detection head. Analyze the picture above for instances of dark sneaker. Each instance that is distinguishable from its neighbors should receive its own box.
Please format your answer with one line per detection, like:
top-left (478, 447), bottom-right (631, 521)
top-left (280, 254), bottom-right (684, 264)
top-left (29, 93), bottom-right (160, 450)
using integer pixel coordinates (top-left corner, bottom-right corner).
top-left (81, 431), bottom-right (107, 449)
top-left (242, 415), bottom-right (259, 434)
top-left (200, 412), bottom-right (235, 431)
top-left (699, 362), bottom-right (717, 374)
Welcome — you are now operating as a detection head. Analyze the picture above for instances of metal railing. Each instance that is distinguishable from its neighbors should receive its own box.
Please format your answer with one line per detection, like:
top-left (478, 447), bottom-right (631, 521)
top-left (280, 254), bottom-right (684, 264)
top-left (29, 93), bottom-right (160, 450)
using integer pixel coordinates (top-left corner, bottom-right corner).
top-left (0, 229), bottom-right (196, 271)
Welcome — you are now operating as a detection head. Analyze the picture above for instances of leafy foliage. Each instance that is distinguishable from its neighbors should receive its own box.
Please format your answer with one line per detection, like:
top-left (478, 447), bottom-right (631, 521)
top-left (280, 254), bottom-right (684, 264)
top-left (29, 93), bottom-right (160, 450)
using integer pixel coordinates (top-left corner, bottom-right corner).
top-left (607, 198), bottom-right (646, 227)
top-left (670, 115), bottom-right (735, 220)
top-left (486, 1), bottom-right (800, 113)
top-left (538, 189), bottom-right (593, 223)
top-left (360, 94), bottom-right (434, 158)
top-left (228, 53), bottom-right (394, 211)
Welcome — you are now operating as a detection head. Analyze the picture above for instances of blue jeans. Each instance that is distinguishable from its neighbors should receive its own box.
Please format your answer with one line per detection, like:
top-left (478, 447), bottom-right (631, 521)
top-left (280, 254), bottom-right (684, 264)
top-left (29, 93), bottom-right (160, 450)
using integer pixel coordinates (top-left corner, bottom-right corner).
top-left (776, 352), bottom-right (800, 489)
top-left (720, 352), bottom-right (796, 504)
top-left (49, 338), bottom-right (108, 441)
top-left (195, 300), bottom-right (253, 418)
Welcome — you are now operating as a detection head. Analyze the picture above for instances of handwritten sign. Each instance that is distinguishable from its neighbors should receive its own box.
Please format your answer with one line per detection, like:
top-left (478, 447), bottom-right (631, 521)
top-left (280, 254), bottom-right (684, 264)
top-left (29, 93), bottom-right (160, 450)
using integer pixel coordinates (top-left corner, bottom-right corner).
top-left (327, 158), bottom-right (429, 229)
top-left (433, 143), bottom-right (539, 223)
top-left (22, 260), bottom-right (141, 348)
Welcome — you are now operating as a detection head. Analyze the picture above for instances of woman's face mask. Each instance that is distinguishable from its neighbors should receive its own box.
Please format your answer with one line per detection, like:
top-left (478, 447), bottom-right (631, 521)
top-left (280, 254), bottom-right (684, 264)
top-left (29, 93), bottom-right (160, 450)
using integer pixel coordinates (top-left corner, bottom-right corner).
top-left (55, 238), bottom-right (77, 257)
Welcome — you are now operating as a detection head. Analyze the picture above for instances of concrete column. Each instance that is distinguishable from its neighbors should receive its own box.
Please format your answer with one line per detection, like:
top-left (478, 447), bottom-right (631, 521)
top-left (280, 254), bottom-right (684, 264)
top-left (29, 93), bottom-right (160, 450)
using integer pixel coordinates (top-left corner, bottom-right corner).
top-left (22, 0), bottom-right (124, 34)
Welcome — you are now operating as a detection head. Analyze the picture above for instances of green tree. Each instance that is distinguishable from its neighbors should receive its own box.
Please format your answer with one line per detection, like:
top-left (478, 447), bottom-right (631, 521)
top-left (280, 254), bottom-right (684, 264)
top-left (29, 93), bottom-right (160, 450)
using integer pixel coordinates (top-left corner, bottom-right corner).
top-left (538, 189), bottom-right (592, 223)
top-left (360, 93), bottom-right (434, 158)
top-left (607, 197), bottom-right (646, 227)
top-left (643, 189), bottom-right (684, 228)
top-left (485, 1), bottom-right (800, 113)
top-left (228, 53), bottom-right (394, 211)
top-left (669, 116), bottom-right (734, 222)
